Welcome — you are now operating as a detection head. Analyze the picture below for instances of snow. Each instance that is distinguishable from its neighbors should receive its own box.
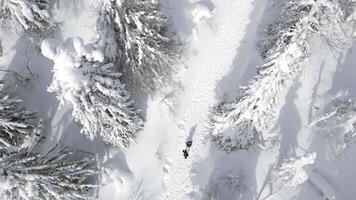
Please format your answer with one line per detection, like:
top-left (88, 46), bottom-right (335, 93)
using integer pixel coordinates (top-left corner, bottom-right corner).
top-left (72, 37), bottom-right (104, 62)
top-left (11, 0), bottom-right (36, 29)
top-left (190, 3), bottom-right (212, 23)
top-left (1, 0), bottom-right (356, 200)
top-left (163, 0), bottom-right (215, 42)
top-left (308, 170), bottom-right (336, 200)
top-left (0, 174), bottom-right (17, 193)
top-left (41, 37), bottom-right (106, 93)
top-left (40, 39), bottom-right (60, 60)
top-left (272, 153), bottom-right (316, 188)
top-left (41, 38), bottom-right (88, 90)
top-left (51, 0), bottom-right (97, 43)
top-left (160, 0), bottom-right (259, 199)
top-left (98, 0), bottom-right (264, 198)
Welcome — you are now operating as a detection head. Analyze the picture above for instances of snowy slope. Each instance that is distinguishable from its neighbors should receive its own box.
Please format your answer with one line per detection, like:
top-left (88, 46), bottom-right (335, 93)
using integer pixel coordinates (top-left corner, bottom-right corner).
top-left (161, 0), bottom-right (263, 199)
top-left (98, 0), bottom-right (266, 199)
top-left (1, 0), bottom-right (356, 200)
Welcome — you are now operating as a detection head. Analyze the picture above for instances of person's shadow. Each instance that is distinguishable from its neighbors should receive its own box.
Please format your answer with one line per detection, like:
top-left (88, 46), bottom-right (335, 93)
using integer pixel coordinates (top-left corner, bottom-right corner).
top-left (182, 124), bottom-right (198, 159)
top-left (186, 124), bottom-right (197, 144)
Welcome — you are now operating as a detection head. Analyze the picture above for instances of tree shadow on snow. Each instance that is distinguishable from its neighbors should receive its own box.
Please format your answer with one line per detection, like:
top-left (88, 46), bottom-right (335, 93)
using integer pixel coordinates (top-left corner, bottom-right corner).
top-left (275, 82), bottom-right (302, 165)
top-left (161, 0), bottom-right (201, 42)
top-left (127, 87), bottom-right (150, 120)
top-left (2, 35), bottom-right (108, 155)
top-left (50, 0), bottom-right (85, 17)
top-left (186, 124), bottom-right (197, 142)
top-left (327, 43), bottom-right (356, 97)
top-left (190, 1), bottom-right (283, 200)
top-left (190, 148), bottom-right (259, 200)
top-left (214, 0), bottom-right (284, 101)
top-left (3, 36), bottom-right (58, 119)
top-left (1, 36), bottom-right (61, 150)
top-left (297, 41), bottom-right (356, 200)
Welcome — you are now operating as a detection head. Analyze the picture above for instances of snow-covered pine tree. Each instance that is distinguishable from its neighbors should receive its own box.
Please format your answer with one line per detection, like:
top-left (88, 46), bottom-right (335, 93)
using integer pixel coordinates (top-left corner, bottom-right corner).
top-left (41, 38), bottom-right (144, 149)
top-left (209, 0), bottom-right (355, 152)
top-left (0, 0), bottom-right (57, 37)
top-left (96, 0), bottom-right (178, 93)
top-left (0, 146), bottom-right (98, 199)
top-left (0, 83), bottom-right (42, 155)
top-left (312, 98), bottom-right (356, 154)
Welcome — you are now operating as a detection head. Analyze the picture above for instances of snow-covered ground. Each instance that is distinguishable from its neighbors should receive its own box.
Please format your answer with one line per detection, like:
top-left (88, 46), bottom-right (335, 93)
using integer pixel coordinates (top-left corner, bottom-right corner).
top-left (162, 0), bottom-right (262, 199)
top-left (1, 0), bottom-right (356, 199)
top-left (101, 0), bottom-right (264, 198)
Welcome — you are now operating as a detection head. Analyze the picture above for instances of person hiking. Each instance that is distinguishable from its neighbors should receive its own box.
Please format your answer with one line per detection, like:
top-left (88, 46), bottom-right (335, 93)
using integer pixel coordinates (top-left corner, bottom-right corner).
top-left (181, 124), bottom-right (196, 159)
top-left (182, 149), bottom-right (189, 159)
top-left (182, 140), bottom-right (193, 159)
top-left (186, 140), bottom-right (192, 148)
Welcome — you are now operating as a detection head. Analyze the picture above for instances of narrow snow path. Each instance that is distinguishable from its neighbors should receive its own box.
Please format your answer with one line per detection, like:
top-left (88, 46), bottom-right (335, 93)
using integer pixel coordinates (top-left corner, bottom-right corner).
top-left (161, 1), bottom-right (256, 199)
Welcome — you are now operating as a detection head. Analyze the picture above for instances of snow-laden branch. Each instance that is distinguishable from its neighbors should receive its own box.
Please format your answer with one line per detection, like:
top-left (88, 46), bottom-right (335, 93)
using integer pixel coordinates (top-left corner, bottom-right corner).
top-left (0, 84), bottom-right (42, 155)
top-left (313, 98), bottom-right (356, 154)
top-left (41, 38), bottom-right (144, 149)
top-left (209, 0), bottom-right (355, 152)
top-left (96, 0), bottom-right (179, 93)
top-left (0, 146), bottom-right (98, 199)
top-left (271, 152), bottom-right (316, 188)
top-left (0, 0), bottom-right (57, 37)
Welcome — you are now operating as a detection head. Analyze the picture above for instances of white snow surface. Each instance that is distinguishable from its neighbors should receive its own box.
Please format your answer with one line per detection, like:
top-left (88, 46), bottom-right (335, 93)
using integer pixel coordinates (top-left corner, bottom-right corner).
top-left (1, 0), bottom-right (356, 200)
top-left (272, 153), bottom-right (316, 188)
top-left (159, 1), bottom-right (257, 199)
top-left (99, 0), bottom-right (264, 199)
top-left (41, 38), bottom-right (89, 90)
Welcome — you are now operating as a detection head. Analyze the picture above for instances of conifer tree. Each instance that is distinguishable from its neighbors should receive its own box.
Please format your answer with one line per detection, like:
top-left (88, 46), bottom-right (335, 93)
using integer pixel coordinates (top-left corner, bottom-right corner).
top-left (0, 146), bottom-right (98, 200)
top-left (209, 0), bottom-right (355, 151)
top-left (96, 0), bottom-right (178, 93)
top-left (0, 0), bottom-right (57, 37)
top-left (0, 84), bottom-right (42, 155)
top-left (41, 38), bottom-right (144, 149)
top-left (0, 84), bottom-right (98, 199)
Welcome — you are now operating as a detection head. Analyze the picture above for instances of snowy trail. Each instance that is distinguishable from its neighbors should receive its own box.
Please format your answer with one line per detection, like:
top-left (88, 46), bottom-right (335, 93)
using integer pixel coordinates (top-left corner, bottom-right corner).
top-left (161, 1), bottom-right (256, 199)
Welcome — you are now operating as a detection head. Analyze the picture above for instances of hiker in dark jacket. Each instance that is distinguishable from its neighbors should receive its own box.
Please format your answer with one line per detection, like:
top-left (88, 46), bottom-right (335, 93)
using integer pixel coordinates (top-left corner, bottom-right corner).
top-left (182, 149), bottom-right (189, 159)
top-left (186, 141), bottom-right (192, 148)
top-left (182, 140), bottom-right (193, 159)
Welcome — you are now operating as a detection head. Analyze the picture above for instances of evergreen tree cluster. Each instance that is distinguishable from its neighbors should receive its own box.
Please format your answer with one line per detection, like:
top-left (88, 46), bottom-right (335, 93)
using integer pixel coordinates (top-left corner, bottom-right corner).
top-left (209, 0), bottom-right (356, 152)
top-left (0, 0), bottom-right (179, 198)
top-left (0, 147), bottom-right (97, 200)
top-left (0, 83), bottom-right (98, 199)
top-left (40, 0), bottom-right (179, 148)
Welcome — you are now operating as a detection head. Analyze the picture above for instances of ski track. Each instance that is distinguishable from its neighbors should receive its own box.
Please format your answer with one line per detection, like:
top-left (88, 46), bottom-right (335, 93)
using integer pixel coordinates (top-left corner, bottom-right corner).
top-left (161, 1), bottom-right (256, 199)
